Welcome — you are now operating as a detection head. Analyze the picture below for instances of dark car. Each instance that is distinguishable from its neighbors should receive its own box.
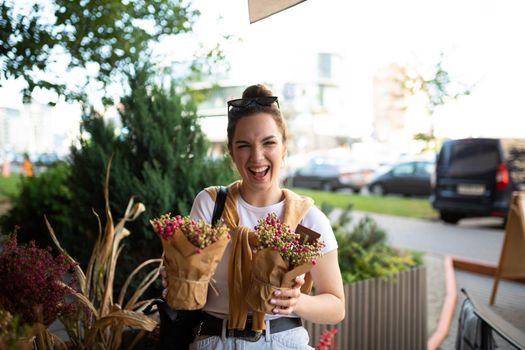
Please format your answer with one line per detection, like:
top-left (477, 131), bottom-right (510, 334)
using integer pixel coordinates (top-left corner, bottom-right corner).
top-left (431, 138), bottom-right (525, 224)
top-left (367, 160), bottom-right (434, 197)
top-left (285, 158), bottom-right (374, 192)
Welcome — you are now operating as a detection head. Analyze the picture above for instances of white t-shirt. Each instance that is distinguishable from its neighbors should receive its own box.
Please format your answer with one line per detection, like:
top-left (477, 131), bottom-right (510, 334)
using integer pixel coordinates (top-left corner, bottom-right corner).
top-left (189, 189), bottom-right (338, 317)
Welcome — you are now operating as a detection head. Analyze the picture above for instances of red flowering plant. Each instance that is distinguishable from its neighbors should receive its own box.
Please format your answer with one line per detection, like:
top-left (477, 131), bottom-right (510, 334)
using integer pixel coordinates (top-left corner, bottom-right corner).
top-left (246, 213), bottom-right (325, 314)
top-left (0, 237), bottom-right (77, 327)
top-left (150, 213), bottom-right (231, 310)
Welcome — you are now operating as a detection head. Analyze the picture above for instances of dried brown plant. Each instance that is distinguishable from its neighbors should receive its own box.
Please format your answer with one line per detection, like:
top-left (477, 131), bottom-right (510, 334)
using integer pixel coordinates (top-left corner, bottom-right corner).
top-left (45, 157), bottom-right (161, 349)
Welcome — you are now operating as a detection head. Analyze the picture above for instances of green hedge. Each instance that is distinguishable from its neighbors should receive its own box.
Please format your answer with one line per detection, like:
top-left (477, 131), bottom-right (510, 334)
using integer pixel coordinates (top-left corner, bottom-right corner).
top-left (321, 203), bottom-right (423, 284)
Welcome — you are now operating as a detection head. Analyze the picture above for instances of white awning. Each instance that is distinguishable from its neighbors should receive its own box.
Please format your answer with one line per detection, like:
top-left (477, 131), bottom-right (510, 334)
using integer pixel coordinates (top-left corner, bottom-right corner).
top-left (248, 0), bottom-right (306, 23)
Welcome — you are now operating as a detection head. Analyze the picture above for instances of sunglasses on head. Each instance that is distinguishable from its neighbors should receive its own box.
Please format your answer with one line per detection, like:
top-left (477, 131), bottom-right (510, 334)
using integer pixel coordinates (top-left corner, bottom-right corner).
top-left (227, 96), bottom-right (280, 111)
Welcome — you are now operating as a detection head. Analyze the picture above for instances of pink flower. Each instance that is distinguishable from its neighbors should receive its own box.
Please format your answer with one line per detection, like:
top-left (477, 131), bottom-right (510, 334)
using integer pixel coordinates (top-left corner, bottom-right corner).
top-left (253, 213), bottom-right (324, 268)
top-left (151, 213), bottom-right (230, 251)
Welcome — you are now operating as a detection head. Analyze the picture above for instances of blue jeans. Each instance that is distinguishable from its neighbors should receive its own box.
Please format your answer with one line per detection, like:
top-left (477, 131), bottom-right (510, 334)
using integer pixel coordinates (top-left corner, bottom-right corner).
top-left (189, 321), bottom-right (313, 350)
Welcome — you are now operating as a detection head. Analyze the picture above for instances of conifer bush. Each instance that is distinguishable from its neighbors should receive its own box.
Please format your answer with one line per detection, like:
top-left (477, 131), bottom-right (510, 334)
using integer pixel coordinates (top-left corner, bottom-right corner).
top-left (1, 65), bottom-right (237, 296)
top-left (68, 66), bottom-right (236, 292)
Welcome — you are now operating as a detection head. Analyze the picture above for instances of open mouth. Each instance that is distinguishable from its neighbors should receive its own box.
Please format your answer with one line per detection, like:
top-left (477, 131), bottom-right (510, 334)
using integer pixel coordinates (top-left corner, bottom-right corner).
top-left (248, 166), bottom-right (270, 178)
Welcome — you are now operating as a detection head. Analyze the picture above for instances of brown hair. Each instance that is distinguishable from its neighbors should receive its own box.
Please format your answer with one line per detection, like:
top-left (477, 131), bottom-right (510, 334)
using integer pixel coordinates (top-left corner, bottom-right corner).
top-left (227, 84), bottom-right (288, 154)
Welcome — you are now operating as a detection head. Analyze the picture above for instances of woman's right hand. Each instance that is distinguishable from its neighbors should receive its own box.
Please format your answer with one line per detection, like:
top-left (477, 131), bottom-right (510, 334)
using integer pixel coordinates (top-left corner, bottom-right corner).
top-left (160, 266), bottom-right (168, 298)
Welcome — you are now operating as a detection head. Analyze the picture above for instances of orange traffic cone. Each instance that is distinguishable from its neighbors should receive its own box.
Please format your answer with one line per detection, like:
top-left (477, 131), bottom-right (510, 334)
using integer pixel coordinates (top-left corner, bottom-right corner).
top-left (23, 159), bottom-right (33, 177)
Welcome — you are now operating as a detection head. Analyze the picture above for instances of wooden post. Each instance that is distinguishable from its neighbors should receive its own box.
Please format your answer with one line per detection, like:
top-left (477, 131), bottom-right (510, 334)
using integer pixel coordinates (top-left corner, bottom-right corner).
top-left (490, 192), bottom-right (525, 304)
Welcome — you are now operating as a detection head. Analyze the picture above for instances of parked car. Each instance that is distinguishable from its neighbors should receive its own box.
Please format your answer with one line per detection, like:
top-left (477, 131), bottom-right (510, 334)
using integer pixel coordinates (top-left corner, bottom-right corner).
top-left (35, 152), bottom-right (60, 166)
top-left (285, 158), bottom-right (374, 192)
top-left (367, 160), bottom-right (434, 197)
top-left (431, 138), bottom-right (525, 224)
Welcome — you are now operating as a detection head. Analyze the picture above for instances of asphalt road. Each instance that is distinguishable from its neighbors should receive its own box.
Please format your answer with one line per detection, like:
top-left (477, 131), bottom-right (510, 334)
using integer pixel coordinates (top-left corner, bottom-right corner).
top-left (342, 211), bottom-right (505, 264)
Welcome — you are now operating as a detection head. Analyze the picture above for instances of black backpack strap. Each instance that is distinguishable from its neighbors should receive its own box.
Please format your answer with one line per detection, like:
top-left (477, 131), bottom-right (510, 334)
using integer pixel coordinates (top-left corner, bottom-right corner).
top-left (211, 186), bottom-right (228, 227)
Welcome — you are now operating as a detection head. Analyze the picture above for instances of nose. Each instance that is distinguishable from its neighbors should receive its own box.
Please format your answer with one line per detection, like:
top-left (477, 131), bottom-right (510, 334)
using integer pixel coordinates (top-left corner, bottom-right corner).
top-left (250, 145), bottom-right (264, 161)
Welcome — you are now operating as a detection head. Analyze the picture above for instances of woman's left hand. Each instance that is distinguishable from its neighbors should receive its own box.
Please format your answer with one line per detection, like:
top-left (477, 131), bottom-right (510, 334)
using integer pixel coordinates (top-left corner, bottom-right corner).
top-left (270, 276), bottom-right (305, 315)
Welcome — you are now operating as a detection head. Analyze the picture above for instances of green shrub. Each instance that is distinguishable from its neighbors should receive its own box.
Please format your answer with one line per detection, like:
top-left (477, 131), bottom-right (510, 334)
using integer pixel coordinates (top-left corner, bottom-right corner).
top-left (0, 162), bottom-right (73, 248)
top-left (322, 204), bottom-right (422, 284)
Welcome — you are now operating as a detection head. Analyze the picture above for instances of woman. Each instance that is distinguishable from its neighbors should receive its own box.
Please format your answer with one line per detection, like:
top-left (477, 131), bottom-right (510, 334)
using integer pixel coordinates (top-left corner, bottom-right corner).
top-left (163, 84), bottom-right (344, 349)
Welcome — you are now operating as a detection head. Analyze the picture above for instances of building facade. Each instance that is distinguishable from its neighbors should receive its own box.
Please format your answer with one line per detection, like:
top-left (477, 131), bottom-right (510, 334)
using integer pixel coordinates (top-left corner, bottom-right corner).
top-left (0, 103), bottom-right (80, 158)
top-left (195, 52), bottom-right (348, 157)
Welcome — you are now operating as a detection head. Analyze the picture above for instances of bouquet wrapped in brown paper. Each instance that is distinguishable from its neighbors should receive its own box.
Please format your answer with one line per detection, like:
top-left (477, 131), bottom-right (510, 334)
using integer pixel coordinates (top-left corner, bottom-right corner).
top-left (246, 213), bottom-right (325, 314)
top-left (151, 214), bottom-right (230, 310)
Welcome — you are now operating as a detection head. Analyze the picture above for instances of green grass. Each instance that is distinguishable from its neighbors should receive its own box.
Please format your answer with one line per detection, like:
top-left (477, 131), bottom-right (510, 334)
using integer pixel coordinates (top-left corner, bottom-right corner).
top-left (0, 175), bottom-right (22, 198)
top-left (292, 188), bottom-right (438, 220)
top-left (0, 177), bottom-right (436, 219)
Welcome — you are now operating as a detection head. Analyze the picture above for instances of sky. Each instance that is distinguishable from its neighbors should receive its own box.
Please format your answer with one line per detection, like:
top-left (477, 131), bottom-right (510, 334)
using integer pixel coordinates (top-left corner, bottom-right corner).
top-left (1, 0), bottom-right (525, 140)
top-left (183, 0), bottom-right (525, 139)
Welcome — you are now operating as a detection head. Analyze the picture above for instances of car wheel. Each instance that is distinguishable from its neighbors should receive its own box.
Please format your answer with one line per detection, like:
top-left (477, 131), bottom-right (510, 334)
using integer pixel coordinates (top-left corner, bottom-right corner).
top-left (440, 211), bottom-right (462, 224)
top-left (322, 182), bottom-right (333, 192)
top-left (370, 184), bottom-right (385, 196)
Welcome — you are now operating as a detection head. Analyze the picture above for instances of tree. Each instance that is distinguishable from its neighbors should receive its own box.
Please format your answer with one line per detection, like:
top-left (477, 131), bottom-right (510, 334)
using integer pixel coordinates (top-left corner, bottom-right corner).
top-left (400, 52), bottom-right (472, 150)
top-left (0, 0), bottom-right (199, 104)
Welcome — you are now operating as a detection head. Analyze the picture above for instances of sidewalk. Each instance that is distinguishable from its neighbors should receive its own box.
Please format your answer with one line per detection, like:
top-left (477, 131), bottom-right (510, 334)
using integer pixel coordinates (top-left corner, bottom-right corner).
top-left (440, 270), bottom-right (525, 350)
top-left (425, 253), bottom-right (447, 339)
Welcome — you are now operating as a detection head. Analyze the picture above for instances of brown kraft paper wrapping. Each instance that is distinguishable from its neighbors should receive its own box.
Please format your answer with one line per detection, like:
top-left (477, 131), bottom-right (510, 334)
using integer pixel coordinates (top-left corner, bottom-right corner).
top-left (161, 227), bottom-right (229, 310)
top-left (246, 248), bottom-right (314, 314)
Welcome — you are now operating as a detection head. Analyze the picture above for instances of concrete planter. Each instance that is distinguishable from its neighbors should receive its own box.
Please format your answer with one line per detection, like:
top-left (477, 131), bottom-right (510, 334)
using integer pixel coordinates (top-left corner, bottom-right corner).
top-left (304, 266), bottom-right (427, 350)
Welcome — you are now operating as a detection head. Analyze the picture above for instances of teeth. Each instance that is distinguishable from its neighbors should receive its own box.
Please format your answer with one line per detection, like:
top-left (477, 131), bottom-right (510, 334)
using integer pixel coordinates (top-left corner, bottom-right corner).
top-left (250, 166), bottom-right (269, 173)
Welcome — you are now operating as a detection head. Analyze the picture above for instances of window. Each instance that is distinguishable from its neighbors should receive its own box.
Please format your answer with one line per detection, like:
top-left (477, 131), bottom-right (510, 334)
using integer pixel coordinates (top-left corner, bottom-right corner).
top-left (313, 163), bottom-right (338, 177)
top-left (297, 163), bottom-right (315, 176)
top-left (416, 162), bottom-right (434, 174)
top-left (448, 142), bottom-right (500, 175)
top-left (318, 53), bottom-right (332, 79)
top-left (392, 163), bottom-right (415, 175)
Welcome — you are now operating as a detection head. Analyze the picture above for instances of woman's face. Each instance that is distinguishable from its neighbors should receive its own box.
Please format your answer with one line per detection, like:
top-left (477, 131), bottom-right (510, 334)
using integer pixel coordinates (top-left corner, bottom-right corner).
top-left (231, 112), bottom-right (286, 195)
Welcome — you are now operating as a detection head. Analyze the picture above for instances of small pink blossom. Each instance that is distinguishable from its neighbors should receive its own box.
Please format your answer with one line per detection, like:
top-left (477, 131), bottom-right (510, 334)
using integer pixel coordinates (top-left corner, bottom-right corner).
top-left (151, 213), bottom-right (230, 250)
top-left (253, 213), bottom-right (325, 268)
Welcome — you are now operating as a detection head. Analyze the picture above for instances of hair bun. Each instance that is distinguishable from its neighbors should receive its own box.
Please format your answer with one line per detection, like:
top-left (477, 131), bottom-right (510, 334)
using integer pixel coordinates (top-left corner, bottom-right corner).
top-left (242, 84), bottom-right (273, 98)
